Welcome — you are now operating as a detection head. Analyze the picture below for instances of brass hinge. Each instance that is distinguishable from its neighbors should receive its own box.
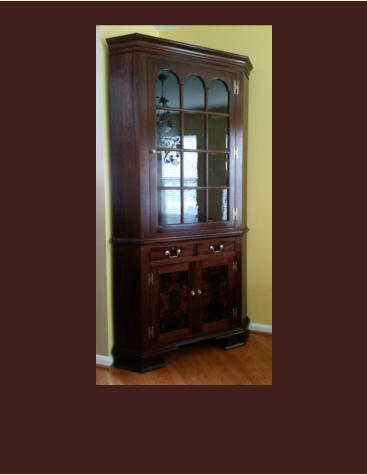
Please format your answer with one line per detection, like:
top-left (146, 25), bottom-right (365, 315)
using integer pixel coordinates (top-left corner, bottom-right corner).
top-left (233, 207), bottom-right (238, 221)
top-left (148, 326), bottom-right (154, 339)
top-left (234, 146), bottom-right (238, 160)
top-left (148, 272), bottom-right (154, 286)
top-left (232, 308), bottom-right (238, 320)
top-left (233, 260), bottom-right (238, 272)
top-left (234, 80), bottom-right (239, 95)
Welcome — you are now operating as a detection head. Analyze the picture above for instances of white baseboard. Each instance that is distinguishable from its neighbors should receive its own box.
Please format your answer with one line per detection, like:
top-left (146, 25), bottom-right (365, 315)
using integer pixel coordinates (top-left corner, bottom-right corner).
top-left (96, 354), bottom-right (114, 366)
top-left (249, 322), bottom-right (272, 333)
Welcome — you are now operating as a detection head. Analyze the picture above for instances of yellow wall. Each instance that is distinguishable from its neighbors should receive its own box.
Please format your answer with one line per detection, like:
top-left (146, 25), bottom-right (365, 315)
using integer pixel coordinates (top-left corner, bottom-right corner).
top-left (96, 25), bottom-right (272, 356)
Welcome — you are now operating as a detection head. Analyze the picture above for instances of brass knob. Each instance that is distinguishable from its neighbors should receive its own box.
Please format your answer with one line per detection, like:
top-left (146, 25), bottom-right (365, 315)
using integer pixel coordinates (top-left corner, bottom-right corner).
top-left (190, 290), bottom-right (196, 297)
top-left (197, 289), bottom-right (202, 295)
top-left (150, 148), bottom-right (157, 154)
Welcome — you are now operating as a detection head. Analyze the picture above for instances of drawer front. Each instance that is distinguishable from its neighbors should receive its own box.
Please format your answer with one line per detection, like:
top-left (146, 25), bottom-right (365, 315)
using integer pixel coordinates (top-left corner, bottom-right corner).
top-left (150, 243), bottom-right (194, 261)
top-left (197, 239), bottom-right (235, 256)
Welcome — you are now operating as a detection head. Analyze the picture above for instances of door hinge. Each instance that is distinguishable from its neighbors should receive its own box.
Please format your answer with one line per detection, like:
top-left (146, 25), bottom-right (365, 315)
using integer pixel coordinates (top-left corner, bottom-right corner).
top-left (233, 260), bottom-right (238, 272)
top-left (234, 146), bottom-right (238, 160)
top-left (148, 272), bottom-right (154, 286)
top-left (232, 308), bottom-right (238, 320)
top-left (234, 80), bottom-right (239, 95)
top-left (233, 207), bottom-right (238, 221)
top-left (148, 326), bottom-right (154, 339)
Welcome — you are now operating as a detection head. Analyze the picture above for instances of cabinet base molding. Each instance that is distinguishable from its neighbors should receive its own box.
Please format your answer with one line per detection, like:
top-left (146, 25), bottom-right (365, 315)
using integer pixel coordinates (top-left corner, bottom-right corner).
top-left (113, 319), bottom-right (250, 373)
top-left (113, 349), bottom-right (166, 373)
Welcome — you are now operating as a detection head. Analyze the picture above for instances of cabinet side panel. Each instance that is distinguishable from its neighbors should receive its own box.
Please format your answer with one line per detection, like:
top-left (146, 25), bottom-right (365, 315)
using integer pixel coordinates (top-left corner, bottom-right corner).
top-left (241, 74), bottom-right (249, 230)
top-left (109, 53), bottom-right (141, 238)
top-left (241, 76), bottom-right (249, 320)
top-left (234, 237), bottom-right (244, 321)
top-left (112, 245), bottom-right (142, 350)
top-left (135, 53), bottom-right (151, 237)
top-left (234, 73), bottom-right (244, 230)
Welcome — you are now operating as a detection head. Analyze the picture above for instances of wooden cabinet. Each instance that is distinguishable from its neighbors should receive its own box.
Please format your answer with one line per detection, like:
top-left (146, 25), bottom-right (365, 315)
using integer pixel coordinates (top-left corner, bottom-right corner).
top-left (107, 33), bottom-right (253, 372)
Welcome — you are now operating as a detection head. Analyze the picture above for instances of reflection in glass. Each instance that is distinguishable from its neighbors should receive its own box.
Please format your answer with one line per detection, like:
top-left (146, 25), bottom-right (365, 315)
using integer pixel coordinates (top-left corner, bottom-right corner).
top-left (184, 152), bottom-right (205, 187)
top-left (208, 115), bottom-right (228, 150)
top-left (184, 114), bottom-right (205, 150)
top-left (208, 153), bottom-right (228, 186)
top-left (156, 110), bottom-right (181, 149)
top-left (156, 71), bottom-right (180, 108)
top-left (208, 189), bottom-right (228, 222)
top-left (159, 189), bottom-right (181, 225)
top-left (208, 79), bottom-right (229, 113)
top-left (184, 189), bottom-right (206, 223)
top-left (183, 75), bottom-right (205, 110)
top-left (158, 151), bottom-right (181, 187)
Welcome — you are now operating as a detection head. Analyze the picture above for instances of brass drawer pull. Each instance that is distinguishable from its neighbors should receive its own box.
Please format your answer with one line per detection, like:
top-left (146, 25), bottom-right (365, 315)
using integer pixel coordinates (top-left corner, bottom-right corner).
top-left (209, 244), bottom-right (224, 253)
top-left (190, 290), bottom-right (196, 297)
top-left (164, 248), bottom-right (182, 259)
top-left (197, 289), bottom-right (202, 295)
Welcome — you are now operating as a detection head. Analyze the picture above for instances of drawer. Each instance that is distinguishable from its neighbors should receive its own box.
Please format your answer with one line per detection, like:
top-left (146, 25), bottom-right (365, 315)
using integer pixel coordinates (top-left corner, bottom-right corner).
top-left (197, 239), bottom-right (235, 256)
top-left (150, 243), bottom-right (194, 261)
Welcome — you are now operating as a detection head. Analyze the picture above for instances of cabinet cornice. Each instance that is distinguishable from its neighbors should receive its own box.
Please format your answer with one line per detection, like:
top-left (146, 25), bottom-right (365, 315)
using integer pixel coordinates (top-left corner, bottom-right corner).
top-left (107, 33), bottom-right (253, 78)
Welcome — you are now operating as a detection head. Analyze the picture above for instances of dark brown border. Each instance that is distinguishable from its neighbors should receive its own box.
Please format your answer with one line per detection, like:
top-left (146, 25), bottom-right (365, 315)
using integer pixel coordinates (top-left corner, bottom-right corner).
top-left (0, 1), bottom-right (366, 473)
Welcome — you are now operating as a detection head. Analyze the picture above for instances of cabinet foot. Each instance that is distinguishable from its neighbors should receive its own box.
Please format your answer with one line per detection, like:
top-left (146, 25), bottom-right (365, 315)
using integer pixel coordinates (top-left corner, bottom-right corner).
top-left (215, 317), bottom-right (250, 350)
top-left (217, 330), bottom-right (249, 350)
top-left (113, 350), bottom-right (165, 373)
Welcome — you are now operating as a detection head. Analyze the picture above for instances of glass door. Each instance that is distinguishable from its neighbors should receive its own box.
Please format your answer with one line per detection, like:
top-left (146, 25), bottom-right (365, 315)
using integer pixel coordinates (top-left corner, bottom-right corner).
top-left (152, 66), bottom-right (236, 232)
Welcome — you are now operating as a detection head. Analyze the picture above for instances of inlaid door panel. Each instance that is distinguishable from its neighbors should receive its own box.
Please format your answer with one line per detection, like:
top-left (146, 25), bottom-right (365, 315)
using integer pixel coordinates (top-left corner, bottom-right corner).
top-left (197, 256), bottom-right (236, 333)
top-left (150, 261), bottom-right (197, 344)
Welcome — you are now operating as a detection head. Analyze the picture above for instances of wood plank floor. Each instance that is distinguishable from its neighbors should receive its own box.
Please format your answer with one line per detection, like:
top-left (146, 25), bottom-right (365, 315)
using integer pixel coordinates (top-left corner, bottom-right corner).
top-left (96, 332), bottom-right (272, 385)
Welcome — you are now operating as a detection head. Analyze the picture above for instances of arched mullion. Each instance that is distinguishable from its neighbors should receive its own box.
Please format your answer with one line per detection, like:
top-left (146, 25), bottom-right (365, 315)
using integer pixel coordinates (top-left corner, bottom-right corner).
top-left (208, 78), bottom-right (229, 114)
top-left (156, 70), bottom-right (180, 109)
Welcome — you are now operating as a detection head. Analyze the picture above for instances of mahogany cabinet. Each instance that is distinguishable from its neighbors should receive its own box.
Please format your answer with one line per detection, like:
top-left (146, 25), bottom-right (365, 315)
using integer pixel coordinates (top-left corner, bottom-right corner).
top-left (107, 33), bottom-right (253, 372)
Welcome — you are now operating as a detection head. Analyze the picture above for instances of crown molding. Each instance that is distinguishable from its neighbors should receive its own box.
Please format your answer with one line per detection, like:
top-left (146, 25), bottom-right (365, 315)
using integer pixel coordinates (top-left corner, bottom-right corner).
top-left (107, 33), bottom-right (253, 76)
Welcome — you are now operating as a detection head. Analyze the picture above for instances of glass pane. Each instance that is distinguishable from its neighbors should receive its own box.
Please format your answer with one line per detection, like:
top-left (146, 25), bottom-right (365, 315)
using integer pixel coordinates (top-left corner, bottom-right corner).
top-left (208, 153), bottom-right (228, 186)
top-left (208, 115), bottom-right (228, 150)
top-left (208, 79), bottom-right (229, 113)
top-left (156, 110), bottom-right (181, 149)
top-left (159, 270), bottom-right (189, 333)
top-left (202, 265), bottom-right (229, 323)
top-left (156, 71), bottom-right (180, 108)
top-left (208, 189), bottom-right (228, 222)
top-left (158, 189), bottom-right (181, 225)
top-left (183, 75), bottom-right (205, 110)
top-left (184, 114), bottom-right (205, 150)
top-left (184, 152), bottom-right (205, 187)
top-left (157, 151), bottom-right (181, 187)
top-left (184, 189), bottom-right (206, 224)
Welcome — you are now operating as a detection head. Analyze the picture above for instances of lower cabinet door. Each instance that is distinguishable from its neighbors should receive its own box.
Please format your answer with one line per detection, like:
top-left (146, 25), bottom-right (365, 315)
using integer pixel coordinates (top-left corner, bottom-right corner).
top-left (150, 262), bottom-right (196, 344)
top-left (198, 256), bottom-right (235, 333)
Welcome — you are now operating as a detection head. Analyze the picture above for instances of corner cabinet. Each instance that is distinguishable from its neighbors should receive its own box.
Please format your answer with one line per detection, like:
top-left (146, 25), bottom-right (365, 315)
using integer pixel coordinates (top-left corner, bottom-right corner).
top-left (107, 33), bottom-right (253, 372)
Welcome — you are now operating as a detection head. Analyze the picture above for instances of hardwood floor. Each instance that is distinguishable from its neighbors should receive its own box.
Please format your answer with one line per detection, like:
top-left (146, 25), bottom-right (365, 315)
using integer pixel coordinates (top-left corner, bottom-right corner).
top-left (96, 331), bottom-right (272, 385)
